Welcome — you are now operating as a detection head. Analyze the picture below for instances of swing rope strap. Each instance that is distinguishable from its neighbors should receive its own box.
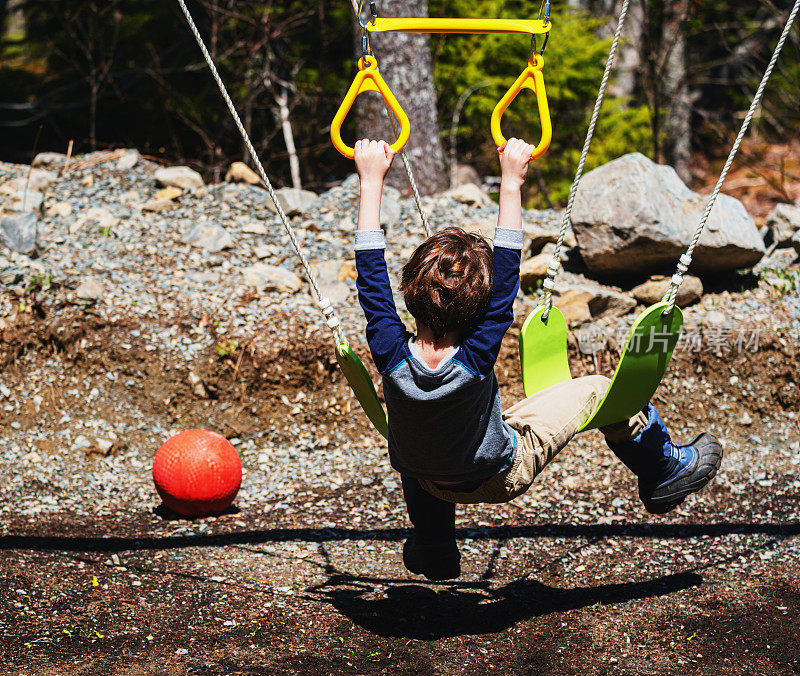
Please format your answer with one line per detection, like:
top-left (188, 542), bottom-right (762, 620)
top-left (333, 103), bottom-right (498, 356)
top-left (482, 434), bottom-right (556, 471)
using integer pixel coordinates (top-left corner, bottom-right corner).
top-left (176, 0), bottom-right (347, 348)
top-left (663, 0), bottom-right (800, 314)
top-left (541, 0), bottom-right (631, 318)
top-left (352, 0), bottom-right (432, 239)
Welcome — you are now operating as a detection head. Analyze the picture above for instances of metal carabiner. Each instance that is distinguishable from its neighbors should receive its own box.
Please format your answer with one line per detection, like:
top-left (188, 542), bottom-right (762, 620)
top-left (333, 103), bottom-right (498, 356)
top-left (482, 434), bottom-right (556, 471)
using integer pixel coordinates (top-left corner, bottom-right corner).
top-left (358, 1), bottom-right (374, 55)
top-left (361, 29), bottom-right (372, 56)
top-left (531, 31), bottom-right (549, 58)
top-left (533, 0), bottom-right (550, 56)
top-left (357, 0), bottom-right (379, 55)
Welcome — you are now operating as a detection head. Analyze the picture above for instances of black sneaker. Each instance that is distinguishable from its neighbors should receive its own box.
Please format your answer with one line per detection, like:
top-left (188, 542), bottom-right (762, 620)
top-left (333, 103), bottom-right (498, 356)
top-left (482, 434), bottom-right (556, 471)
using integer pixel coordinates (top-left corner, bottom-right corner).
top-left (402, 535), bottom-right (461, 581)
top-left (639, 433), bottom-right (723, 514)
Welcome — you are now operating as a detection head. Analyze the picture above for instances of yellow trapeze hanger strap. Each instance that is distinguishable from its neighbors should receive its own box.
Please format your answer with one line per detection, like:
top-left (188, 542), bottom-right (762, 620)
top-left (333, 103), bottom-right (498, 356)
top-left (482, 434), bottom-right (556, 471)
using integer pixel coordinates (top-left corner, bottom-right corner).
top-left (367, 17), bottom-right (551, 35)
top-left (491, 54), bottom-right (552, 160)
top-left (331, 55), bottom-right (411, 160)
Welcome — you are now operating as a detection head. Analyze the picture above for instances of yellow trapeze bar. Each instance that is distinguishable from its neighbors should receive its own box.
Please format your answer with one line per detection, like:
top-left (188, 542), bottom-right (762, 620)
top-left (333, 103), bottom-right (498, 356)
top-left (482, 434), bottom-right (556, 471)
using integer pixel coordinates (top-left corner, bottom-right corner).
top-left (367, 17), bottom-right (551, 35)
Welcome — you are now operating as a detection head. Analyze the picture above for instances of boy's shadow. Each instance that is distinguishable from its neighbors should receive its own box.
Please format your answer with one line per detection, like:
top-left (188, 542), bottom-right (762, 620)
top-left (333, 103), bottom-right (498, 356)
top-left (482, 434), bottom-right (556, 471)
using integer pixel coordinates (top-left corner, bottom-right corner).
top-left (308, 570), bottom-right (702, 640)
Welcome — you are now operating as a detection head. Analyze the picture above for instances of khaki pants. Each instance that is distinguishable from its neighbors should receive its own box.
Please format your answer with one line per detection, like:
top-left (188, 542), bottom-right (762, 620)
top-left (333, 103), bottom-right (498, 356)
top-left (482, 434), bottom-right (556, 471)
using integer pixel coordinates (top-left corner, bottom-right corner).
top-left (420, 375), bottom-right (647, 505)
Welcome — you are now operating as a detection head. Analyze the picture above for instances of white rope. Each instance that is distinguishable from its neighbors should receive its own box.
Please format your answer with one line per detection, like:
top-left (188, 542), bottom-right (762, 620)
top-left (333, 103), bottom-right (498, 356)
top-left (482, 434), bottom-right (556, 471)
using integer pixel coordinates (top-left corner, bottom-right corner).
top-left (175, 0), bottom-right (347, 348)
top-left (663, 0), bottom-right (800, 313)
top-left (351, 0), bottom-right (432, 238)
top-left (400, 149), bottom-right (433, 238)
top-left (541, 0), bottom-right (631, 318)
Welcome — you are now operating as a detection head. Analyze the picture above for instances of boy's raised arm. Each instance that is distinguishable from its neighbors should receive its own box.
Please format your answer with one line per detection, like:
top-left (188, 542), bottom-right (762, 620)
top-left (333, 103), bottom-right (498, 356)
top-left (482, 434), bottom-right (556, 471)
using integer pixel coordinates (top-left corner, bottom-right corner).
top-left (355, 139), bottom-right (393, 233)
top-left (460, 139), bottom-right (534, 377)
top-left (497, 138), bottom-right (531, 233)
top-left (353, 140), bottom-right (409, 374)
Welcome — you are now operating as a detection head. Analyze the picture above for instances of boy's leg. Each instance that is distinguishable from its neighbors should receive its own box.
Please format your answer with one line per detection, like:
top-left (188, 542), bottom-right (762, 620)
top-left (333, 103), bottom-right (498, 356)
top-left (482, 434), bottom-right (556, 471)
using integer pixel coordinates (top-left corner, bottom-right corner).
top-left (400, 475), bottom-right (460, 581)
top-left (603, 404), bottom-right (723, 514)
top-left (500, 375), bottom-right (616, 496)
top-left (401, 475), bottom-right (456, 545)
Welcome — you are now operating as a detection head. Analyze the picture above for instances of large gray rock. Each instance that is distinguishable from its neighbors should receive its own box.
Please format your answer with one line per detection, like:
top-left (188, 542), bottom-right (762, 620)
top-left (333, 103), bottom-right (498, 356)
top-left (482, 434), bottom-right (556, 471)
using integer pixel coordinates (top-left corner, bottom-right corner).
top-left (267, 187), bottom-right (317, 217)
top-left (0, 212), bottom-right (37, 255)
top-left (765, 203), bottom-right (800, 248)
top-left (571, 153), bottom-right (765, 275)
top-left (155, 166), bottom-right (204, 191)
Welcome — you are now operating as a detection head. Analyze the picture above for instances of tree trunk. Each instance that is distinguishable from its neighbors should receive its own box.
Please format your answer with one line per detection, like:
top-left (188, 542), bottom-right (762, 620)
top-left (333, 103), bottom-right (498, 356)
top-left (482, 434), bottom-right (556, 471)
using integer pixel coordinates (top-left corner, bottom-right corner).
top-left (565, 1), bottom-right (642, 101)
top-left (614, 0), bottom-right (644, 99)
top-left (662, 6), bottom-right (691, 182)
top-left (355, 0), bottom-right (447, 194)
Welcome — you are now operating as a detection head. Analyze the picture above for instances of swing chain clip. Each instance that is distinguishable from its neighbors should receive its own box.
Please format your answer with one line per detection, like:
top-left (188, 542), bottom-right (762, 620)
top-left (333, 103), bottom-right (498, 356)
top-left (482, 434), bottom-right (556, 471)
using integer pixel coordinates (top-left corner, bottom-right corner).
top-left (531, 32), bottom-right (549, 58)
top-left (358, 1), bottom-right (378, 56)
top-left (532, 0), bottom-right (551, 57)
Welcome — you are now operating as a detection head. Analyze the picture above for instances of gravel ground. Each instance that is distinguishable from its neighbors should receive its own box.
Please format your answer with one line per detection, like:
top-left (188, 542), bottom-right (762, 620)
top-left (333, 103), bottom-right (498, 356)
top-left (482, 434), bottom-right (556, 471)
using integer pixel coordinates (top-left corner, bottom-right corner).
top-left (1, 152), bottom-right (799, 674)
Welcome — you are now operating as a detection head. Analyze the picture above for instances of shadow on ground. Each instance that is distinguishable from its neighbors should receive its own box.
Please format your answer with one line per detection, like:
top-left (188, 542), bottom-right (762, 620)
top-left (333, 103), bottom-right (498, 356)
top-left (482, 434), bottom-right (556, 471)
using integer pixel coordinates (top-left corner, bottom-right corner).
top-left (1, 522), bottom-right (798, 553)
top-left (305, 571), bottom-right (703, 639)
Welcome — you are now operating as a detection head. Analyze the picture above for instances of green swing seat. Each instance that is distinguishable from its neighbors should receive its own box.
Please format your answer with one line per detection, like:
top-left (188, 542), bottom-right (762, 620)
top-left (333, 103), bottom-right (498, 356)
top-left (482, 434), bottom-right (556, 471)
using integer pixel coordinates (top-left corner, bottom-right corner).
top-left (519, 301), bottom-right (684, 432)
top-left (335, 343), bottom-right (389, 439)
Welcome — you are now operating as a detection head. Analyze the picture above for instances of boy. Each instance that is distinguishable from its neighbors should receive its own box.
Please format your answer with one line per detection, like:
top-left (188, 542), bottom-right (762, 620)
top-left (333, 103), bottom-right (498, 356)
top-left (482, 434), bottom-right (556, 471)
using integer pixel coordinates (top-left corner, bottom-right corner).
top-left (353, 138), bottom-right (723, 581)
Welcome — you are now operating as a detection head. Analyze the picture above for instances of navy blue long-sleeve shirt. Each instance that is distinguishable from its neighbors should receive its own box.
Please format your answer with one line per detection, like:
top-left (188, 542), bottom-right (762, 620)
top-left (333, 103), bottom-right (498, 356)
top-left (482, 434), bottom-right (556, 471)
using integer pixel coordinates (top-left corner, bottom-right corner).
top-left (354, 227), bottom-right (522, 482)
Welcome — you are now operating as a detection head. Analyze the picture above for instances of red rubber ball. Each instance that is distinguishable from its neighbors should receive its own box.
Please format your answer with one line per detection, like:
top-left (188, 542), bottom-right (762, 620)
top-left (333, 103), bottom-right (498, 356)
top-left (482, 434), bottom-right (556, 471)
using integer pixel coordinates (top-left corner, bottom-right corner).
top-left (152, 430), bottom-right (242, 517)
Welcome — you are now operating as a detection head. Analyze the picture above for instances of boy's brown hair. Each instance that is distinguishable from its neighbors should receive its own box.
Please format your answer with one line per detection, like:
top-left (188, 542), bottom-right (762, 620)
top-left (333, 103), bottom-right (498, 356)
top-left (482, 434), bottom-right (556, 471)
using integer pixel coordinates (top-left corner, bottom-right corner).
top-left (400, 227), bottom-right (493, 340)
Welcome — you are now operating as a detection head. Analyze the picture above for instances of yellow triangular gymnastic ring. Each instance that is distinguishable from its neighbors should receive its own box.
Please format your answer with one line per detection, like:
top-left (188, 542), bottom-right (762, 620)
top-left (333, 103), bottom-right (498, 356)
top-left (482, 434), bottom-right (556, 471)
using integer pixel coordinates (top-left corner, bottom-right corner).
top-left (491, 55), bottom-right (552, 161)
top-left (331, 56), bottom-right (411, 160)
